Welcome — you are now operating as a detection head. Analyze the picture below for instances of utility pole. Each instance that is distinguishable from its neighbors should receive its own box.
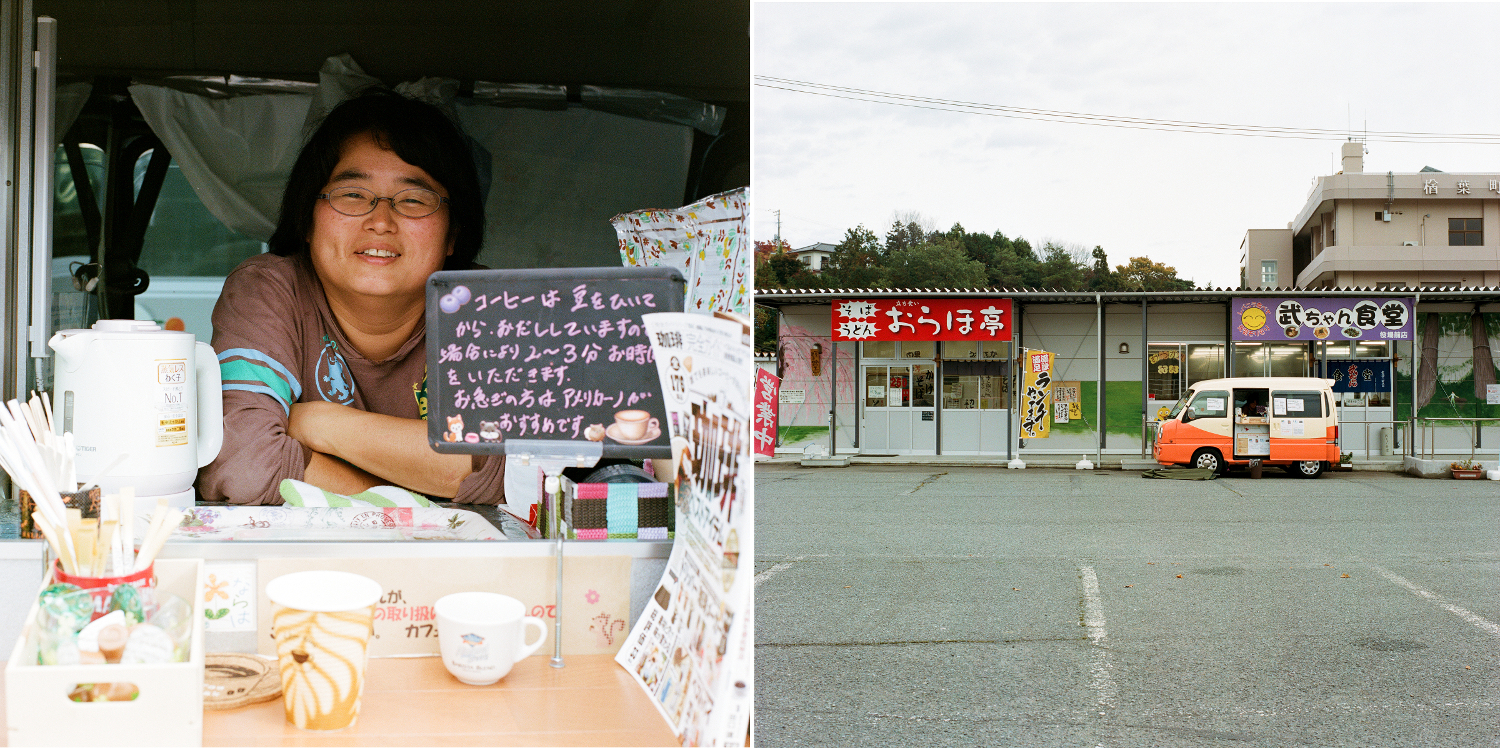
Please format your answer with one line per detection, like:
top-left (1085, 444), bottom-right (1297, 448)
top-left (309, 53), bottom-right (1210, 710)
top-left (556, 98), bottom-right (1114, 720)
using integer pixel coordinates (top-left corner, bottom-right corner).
top-left (772, 210), bottom-right (782, 247)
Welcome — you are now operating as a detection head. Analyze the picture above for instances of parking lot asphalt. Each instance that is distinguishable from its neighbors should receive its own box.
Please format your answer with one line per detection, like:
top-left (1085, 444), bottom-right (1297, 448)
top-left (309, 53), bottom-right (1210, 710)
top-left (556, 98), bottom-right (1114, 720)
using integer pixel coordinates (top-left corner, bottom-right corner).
top-left (754, 465), bottom-right (1500, 747)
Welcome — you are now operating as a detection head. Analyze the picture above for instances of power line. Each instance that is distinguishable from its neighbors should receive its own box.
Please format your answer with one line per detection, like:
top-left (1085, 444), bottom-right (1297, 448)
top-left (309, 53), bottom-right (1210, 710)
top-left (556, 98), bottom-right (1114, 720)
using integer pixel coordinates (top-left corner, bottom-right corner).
top-left (754, 76), bottom-right (1500, 145)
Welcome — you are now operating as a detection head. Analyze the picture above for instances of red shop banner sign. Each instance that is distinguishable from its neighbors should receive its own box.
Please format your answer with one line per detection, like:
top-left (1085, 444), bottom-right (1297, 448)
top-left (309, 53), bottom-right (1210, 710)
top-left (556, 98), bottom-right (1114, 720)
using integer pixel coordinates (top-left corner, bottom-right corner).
top-left (753, 369), bottom-right (780, 457)
top-left (832, 298), bottom-right (1013, 342)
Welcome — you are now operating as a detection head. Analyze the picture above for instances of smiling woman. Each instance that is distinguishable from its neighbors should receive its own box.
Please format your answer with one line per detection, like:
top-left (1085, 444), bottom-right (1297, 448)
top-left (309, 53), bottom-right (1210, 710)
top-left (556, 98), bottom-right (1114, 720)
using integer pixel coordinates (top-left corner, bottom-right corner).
top-left (196, 89), bottom-right (505, 506)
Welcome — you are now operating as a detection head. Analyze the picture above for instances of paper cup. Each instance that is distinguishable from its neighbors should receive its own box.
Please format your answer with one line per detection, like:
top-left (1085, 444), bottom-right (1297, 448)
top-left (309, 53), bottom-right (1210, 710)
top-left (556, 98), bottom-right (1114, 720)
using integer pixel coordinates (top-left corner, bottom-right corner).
top-left (266, 571), bottom-right (382, 730)
top-left (434, 592), bottom-right (546, 686)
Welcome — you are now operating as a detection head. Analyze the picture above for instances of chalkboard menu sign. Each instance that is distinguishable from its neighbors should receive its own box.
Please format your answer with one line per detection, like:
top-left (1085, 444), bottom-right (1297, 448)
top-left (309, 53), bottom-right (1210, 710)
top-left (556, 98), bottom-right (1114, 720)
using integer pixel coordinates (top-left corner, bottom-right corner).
top-left (426, 267), bottom-right (685, 459)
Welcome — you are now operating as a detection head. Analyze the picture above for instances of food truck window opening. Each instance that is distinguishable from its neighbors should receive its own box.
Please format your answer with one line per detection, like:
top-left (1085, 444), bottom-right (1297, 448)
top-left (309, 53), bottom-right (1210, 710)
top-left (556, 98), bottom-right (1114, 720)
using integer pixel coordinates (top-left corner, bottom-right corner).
top-left (1234, 389), bottom-right (1270, 418)
top-left (50, 143), bottom-right (265, 358)
top-left (1184, 390), bottom-right (1229, 421)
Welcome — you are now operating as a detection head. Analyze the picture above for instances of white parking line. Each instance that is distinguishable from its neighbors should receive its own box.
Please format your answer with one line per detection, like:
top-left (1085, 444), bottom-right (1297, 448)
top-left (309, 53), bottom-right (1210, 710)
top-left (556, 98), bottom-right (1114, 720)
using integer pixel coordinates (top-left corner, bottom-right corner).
top-left (755, 556), bottom-right (805, 587)
top-left (1369, 564), bottom-right (1500, 639)
top-left (1079, 565), bottom-right (1118, 713)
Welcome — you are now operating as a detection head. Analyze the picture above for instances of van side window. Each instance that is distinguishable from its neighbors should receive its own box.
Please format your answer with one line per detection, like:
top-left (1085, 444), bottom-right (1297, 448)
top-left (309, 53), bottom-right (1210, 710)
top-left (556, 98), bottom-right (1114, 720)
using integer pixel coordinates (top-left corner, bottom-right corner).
top-left (1187, 390), bottom-right (1229, 419)
top-left (1271, 391), bottom-right (1323, 418)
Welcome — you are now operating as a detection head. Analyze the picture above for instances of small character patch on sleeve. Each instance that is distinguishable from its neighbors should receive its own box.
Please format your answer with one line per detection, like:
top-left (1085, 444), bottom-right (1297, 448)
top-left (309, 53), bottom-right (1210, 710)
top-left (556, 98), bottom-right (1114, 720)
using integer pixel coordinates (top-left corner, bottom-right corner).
top-left (414, 368), bottom-right (429, 420)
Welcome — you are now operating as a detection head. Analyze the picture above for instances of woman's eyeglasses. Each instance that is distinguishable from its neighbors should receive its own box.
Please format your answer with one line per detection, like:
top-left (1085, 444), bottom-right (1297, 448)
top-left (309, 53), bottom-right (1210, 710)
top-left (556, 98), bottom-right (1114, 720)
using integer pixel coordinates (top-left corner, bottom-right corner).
top-left (318, 187), bottom-right (448, 218)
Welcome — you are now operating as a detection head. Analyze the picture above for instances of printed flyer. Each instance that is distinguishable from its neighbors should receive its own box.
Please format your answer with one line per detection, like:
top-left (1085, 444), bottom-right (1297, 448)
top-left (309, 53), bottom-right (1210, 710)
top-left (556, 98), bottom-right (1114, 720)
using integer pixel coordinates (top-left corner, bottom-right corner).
top-left (616, 312), bottom-right (753, 746)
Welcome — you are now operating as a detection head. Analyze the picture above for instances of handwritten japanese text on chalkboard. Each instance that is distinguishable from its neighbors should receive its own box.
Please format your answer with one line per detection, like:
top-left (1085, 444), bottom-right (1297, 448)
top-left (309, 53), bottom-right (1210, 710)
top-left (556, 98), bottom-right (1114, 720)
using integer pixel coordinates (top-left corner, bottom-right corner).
top-left (427, 268), bottom-right (684, 455)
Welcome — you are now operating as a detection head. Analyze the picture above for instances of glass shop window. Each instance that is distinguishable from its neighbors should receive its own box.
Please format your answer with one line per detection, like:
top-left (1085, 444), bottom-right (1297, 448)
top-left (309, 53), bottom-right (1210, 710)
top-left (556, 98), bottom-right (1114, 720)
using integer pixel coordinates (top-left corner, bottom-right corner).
top-left (1185, 344), bottom-right (1224, 387)
top-left (910, 364), bottom-right (935, 408)
top-left (945, 341), bottom-right (979, 360)
top-left (1267, 345), bottom-right (1308, 378)
top-left (865, 366), bottom-right (888, 407)
top-left (902, 341), bottom-right (935, 359)
top-left (886, 366), bottom-right (910, 407)
top-left (980, 342), bottom-right (1010, 360)
top-left (863, 341), bottom-right (896, 359)
top-left (1147, 343), bottom-right (1184, 400)
top-left (1233, 342), bottom-right (1264, 377)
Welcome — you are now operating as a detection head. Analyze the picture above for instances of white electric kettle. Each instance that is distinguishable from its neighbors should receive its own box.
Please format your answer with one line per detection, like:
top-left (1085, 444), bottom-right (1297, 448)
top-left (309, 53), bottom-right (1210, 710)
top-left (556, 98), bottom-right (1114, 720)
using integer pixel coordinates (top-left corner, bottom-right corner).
top-left (49, 320), bottom-right (223, 501)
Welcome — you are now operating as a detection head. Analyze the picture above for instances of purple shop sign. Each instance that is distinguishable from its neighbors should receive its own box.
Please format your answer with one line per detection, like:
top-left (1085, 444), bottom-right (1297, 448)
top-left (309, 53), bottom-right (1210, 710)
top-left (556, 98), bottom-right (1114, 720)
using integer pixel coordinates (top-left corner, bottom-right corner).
top-left (1231, 297), bottom-right (1414, 342)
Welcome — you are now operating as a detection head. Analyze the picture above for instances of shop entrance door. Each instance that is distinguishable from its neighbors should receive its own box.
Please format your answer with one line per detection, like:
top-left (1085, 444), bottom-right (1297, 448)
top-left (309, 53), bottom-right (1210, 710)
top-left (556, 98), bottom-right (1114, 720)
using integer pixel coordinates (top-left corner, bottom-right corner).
top-left (860, 363), bottom-right (937, 454)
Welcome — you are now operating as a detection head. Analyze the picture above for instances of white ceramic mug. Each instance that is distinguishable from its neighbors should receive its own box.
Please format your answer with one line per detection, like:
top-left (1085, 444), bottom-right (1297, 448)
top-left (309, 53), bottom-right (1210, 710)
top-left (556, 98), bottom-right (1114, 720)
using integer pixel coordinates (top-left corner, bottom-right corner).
top-left (434, 592), bottom-right (546, 685)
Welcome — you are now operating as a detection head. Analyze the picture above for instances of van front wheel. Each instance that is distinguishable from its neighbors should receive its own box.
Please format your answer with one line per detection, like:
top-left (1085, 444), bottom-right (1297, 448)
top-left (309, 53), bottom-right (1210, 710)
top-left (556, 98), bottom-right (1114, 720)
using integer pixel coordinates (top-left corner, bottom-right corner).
top-left (1291, 460), bottom-right (1325, 479)
top-left (1191, 449), bottom-right (1225, 474)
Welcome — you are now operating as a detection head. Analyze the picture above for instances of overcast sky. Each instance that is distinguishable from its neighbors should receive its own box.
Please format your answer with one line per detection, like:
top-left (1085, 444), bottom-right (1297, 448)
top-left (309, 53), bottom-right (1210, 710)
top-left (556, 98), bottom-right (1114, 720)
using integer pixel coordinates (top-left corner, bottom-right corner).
top-left (751, 2), bottom-right (1500, 289)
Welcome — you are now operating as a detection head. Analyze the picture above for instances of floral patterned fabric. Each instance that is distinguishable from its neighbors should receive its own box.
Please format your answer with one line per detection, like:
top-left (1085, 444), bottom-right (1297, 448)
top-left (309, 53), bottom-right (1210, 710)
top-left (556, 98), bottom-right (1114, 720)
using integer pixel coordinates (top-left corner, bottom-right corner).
top-left (166, 505), bottom-right (505, 541)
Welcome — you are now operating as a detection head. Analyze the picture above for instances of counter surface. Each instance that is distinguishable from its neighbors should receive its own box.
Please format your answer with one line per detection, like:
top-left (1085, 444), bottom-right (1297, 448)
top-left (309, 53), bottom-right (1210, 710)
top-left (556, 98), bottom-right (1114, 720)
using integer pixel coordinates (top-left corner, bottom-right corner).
top-left (0, 654), bottom-right (679, 747)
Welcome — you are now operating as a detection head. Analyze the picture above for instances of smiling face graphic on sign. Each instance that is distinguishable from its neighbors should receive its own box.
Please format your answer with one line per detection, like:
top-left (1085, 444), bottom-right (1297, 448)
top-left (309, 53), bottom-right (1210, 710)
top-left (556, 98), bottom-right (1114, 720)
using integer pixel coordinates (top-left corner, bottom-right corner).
top-left (1241, 306), bottom-right (1267, 332)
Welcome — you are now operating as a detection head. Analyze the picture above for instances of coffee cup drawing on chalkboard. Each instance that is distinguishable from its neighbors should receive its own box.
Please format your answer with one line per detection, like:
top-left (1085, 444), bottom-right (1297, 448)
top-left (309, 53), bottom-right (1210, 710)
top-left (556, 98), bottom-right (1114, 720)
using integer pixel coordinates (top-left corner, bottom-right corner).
top-left (609, 409), bottom-right (661, 444)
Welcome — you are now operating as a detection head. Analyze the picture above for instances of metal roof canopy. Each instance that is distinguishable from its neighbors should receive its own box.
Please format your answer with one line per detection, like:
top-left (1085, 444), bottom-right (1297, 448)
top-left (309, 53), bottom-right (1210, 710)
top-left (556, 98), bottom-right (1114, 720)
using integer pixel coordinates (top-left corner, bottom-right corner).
top-left (754, 286), bottom-right (1500, 307)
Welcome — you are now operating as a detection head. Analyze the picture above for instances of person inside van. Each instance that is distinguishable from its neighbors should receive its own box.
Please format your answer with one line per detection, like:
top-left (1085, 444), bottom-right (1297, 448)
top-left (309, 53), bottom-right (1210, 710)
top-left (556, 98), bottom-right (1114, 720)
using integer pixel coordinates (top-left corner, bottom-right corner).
top-left (1241, 396), bottom-right (1267, 418)
top-left (196, 88), bottom-right (505, 505)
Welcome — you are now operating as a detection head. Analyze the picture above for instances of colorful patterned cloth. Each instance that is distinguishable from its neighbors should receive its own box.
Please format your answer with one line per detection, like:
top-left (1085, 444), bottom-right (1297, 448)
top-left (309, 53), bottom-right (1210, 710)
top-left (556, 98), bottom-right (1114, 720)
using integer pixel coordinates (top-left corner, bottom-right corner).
top-left (561, 478), bottom-right (671, 540)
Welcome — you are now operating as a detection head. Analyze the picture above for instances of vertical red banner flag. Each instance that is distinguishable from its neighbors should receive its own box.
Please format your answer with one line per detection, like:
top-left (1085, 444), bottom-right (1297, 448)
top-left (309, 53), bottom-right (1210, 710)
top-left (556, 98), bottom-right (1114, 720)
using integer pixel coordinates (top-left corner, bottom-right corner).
top-left (754, 369), bottom-right (780, 457)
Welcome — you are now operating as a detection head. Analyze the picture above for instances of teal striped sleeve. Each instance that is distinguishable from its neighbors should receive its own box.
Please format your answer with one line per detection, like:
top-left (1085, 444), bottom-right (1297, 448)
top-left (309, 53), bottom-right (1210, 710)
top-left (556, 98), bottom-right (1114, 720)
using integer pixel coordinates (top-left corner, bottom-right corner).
top-left (219, 348), bottom-right (302, 416)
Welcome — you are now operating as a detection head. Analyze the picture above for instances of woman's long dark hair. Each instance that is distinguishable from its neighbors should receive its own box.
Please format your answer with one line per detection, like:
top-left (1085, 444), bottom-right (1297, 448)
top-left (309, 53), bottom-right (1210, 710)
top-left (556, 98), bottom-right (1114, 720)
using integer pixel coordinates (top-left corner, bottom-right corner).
top-left (267, 88), bottom-right (485, 269)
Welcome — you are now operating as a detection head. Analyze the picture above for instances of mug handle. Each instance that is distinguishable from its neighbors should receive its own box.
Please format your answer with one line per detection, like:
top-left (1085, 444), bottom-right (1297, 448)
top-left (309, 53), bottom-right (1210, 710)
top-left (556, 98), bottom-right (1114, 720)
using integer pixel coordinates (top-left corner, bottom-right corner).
top-left (649, 417), bottom-right (659, 432)
top-left (518, 616), bottom-right (547, 659)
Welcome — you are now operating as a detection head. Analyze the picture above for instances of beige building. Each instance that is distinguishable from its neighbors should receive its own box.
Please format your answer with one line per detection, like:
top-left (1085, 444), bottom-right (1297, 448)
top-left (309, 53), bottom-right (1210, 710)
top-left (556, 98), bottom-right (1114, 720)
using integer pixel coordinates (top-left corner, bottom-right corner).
top-left (1242, 141), bottom-right (1500, 290)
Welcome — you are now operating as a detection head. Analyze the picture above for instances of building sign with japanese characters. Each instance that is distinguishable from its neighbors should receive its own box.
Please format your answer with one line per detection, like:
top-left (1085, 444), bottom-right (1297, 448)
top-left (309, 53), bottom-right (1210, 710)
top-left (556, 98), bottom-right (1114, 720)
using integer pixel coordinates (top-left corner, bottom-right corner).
top-left (1326, 360), bottom-right (1391, 394)
top-left (754, 370), bottom-right (780, 457)
top-left (1231, 297), bottom-right (1413, 342)
top-left (831, 298), bottom-right (1013, 342)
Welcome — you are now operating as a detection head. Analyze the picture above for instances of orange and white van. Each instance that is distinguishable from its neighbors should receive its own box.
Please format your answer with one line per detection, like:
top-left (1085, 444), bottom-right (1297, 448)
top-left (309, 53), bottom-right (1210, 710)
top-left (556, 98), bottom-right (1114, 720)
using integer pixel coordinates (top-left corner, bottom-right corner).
top-left (1152, 377), bottom-right (1339, 478)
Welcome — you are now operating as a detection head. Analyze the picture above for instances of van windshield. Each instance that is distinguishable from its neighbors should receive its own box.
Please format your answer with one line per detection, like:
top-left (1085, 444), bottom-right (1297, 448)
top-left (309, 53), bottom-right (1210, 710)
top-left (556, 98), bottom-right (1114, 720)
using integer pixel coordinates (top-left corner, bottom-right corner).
top-left (1167, 391), bottom-right (1193, 419)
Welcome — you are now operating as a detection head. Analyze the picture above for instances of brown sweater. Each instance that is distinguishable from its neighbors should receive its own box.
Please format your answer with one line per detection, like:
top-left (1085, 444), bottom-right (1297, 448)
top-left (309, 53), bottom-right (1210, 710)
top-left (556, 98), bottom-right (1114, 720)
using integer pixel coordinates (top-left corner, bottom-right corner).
top-left (195, 253), bottom-right (504, 505)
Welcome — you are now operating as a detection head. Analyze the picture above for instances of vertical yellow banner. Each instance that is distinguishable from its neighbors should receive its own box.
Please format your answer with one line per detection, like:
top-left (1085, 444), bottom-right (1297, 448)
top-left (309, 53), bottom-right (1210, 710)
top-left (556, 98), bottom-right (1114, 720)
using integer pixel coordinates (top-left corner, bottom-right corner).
top-left (1021, 350), bottom-right (1053, 438)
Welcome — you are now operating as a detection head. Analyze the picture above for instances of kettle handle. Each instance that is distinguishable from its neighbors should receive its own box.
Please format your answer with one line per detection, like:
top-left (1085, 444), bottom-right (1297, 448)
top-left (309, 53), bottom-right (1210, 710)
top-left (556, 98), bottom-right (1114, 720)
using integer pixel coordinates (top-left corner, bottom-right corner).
top-left (195, 342), bottom-right (224, 467)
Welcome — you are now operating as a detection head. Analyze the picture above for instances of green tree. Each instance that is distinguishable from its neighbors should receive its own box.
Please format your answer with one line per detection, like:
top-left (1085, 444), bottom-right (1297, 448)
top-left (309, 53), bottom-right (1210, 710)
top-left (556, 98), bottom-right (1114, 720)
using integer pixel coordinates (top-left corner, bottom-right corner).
top-left (884, 237), bottom-right (989, 289)
top-left (940, 225), bottom-right (1038, 288)
top-left (1113, 256), bottom-right (1196, 291)
top-left (768, 252), bottom-right (822, 288)
top-left (1036, 241), bottom-right (1086, 290)
top-left (884, 218), bottom-right (931, 256)
top-left (754, 305), bottom-right (778, 353)
top-left (821, 225), bottom-right (888, 289)
top-left (753, 241), bottom-right (784, 289)
top-left (1086, 246), bottom-right (1118, 291)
